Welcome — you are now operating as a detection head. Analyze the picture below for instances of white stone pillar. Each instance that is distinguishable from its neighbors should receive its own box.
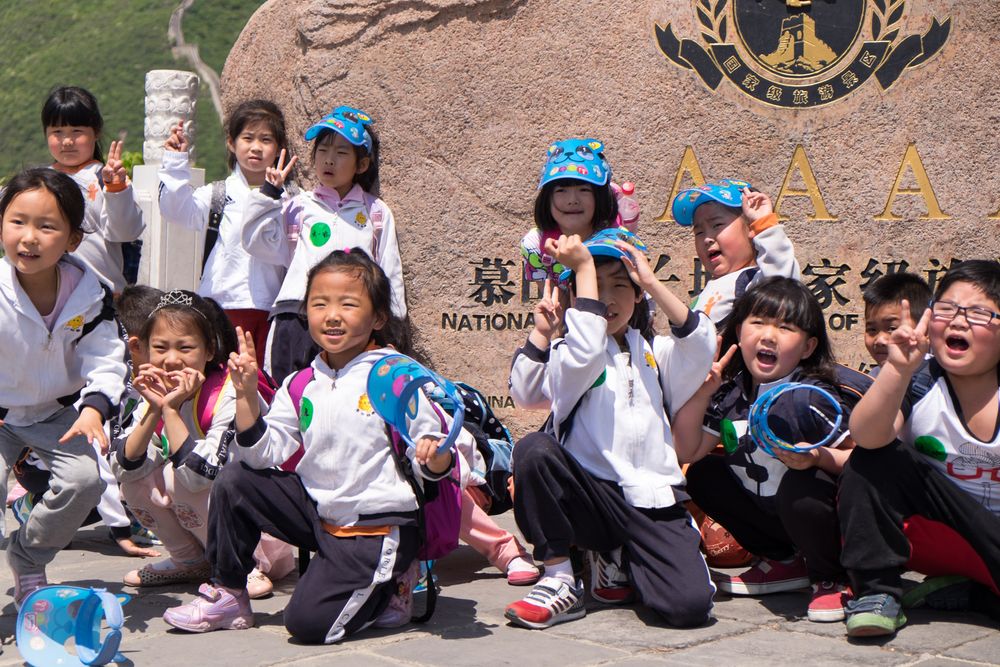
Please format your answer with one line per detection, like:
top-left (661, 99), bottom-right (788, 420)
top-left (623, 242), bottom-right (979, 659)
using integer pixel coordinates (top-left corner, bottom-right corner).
top-left (133, 69), bottom-right (205, 291)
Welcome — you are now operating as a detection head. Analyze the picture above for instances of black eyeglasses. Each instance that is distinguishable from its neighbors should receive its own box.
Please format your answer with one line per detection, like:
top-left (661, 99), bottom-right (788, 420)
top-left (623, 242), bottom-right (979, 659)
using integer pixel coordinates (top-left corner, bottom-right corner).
top-left (930, 300), bottom-right (1000, 327)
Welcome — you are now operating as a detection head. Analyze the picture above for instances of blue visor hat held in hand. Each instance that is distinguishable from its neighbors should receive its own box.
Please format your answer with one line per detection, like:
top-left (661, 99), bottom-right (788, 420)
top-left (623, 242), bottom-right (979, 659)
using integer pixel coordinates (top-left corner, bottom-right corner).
top-left (367, 354), bottom-right (465, 454)
top-left (304, 105), bottom-right (374, 151)
top-left (538, 138), bottom-right (612, 189)
top-left (745, 383), bottom-right (844, 457)
top-left (17, 586), bottom-right (130, 666)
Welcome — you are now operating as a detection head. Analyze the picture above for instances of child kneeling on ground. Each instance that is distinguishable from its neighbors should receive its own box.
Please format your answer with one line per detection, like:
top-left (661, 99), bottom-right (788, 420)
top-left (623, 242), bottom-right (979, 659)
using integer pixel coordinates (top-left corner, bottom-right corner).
top-left (163, 249), bottom-right (455, 644)
top-left (504, 229), bottom-right (717, 629)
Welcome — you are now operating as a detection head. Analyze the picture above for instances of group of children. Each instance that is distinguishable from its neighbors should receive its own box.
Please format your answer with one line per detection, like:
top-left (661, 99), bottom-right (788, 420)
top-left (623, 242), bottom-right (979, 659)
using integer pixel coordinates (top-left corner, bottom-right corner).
top-left (0, 85), bottom-right (996, 648)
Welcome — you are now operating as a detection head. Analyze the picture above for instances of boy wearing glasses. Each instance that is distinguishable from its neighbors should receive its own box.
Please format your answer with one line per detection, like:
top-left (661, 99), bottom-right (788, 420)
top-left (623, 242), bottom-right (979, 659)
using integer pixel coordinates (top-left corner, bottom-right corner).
top-left (839, 260), bottom-right (1000, 637)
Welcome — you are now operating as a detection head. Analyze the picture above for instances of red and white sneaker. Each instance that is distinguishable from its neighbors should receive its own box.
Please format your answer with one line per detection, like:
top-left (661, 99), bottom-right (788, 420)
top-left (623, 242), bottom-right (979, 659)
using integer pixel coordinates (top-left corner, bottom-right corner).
top-left (716, 556), bottom-right (810, 595)
top-left (588, 549), bottom-right (634, 604)
top-left (163, 583), bottom-right (254, 633)
top-left (505, 577), bottom-right (586, 629)
top-left (807, 581), bottom-right (850, 622)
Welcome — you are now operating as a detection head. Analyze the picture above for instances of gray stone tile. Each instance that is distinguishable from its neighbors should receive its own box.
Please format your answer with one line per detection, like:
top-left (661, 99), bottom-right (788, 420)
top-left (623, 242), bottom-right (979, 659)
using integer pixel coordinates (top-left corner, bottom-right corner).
top-left (942, 631), bottom-right (1000, 663)
top-left (651, 628), bottom-right (913, 666)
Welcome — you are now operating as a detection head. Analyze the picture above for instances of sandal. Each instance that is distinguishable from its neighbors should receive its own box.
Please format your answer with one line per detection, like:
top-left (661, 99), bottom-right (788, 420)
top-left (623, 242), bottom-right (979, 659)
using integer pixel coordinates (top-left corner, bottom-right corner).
top-left (124, 559), bottom-right (212, 587)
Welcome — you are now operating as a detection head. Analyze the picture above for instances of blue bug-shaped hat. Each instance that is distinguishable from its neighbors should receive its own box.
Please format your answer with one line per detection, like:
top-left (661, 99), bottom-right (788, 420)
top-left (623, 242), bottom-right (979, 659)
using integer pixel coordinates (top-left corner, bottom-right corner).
top-left (538, 138), bottom-right (612, 189)
top-left (671, 178), bottom-right (753, 226)
top-left (16, 586), bottom-right (130, 666)
top-left (367, 354), bottom-right (465, 455)
top-left (304, 105), bottom-right (374, 152)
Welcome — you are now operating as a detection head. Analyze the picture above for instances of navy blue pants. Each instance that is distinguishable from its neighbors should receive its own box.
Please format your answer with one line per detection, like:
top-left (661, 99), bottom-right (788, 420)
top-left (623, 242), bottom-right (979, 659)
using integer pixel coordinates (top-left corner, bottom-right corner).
top-left (207, 463), bottom-right (418, 643)
top-left (512, 432), bottom-right (714, 628)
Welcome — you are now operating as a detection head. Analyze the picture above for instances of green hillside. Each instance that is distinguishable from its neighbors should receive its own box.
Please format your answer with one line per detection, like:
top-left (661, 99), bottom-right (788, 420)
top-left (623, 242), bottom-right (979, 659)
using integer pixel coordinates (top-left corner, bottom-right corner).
top-left (0, 0), bottom-right (263, 184)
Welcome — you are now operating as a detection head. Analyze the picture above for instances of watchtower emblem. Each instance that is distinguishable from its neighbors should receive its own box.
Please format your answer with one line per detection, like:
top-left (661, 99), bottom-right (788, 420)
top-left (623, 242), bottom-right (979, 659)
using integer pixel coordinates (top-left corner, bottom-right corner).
top-left (656, 0), bottom-right (951, 108)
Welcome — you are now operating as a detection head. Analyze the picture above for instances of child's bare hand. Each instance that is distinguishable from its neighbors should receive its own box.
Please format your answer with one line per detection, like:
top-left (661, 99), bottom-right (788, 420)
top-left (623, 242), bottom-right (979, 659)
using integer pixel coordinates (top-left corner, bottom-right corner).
top-left (616, 240), bottom-right (657, 289)
top-left (162, 368), bottom-right (205, 412)
top-left (265, 149), bottom-right (298, 189)
top-left (59, 406), bottom-right (108, 451)
top-left (773, 446), bottom-right (819, 470)
top-left (228, 327), bottom-right (260, 397)
top-left (887, 299), bottom-right (930, 374)
top-left (742, 187), bottom-right (773, 228)
top-left (413, 436), bottom-right (453, 473)
top-left (101, 141), bottom-right (127, 187)
top-left (133, 365), bottom-right (172, 410)
top-left (163, 122), bottom-right (189, 152)
top-left (543, 234), bottom-right (591, 272)
top-left (701, 337), bottom-right (737, 396)
top-left (532, 279), bottom-right (563, 341)
top-left (115, 536), bottom-right (161, 558)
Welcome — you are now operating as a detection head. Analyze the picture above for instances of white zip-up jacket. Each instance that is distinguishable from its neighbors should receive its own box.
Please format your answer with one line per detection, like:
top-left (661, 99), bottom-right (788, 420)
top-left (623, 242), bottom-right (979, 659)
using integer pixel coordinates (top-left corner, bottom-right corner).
top-left (241, 184), bottom-right (406, 318)
top-left (158, 152), bottom-right (287, 310)
top-left (57, 162), bottom-right (145, 292)
top-left (544, 299), bottom-right (716, 508)
top-left (510, 338), bottom-right (552, 411)
top-left (0, 255), bottom-right (126, 426)
top-left (235, 348), bottom-right (451, 527)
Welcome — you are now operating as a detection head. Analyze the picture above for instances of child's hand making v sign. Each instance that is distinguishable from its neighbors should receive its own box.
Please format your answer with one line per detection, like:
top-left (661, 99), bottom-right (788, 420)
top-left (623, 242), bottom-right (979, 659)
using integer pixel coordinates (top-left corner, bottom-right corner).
top-left (228, 327), bottom-right (262, 432)
top-left (528, 278), bottom-right (564, 350)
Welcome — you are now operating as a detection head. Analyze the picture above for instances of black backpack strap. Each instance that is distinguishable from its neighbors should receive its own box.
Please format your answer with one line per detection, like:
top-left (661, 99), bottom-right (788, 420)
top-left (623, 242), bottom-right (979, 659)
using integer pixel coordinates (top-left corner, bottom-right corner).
top-left (202, 180), bottom-right (227, 274)
top-left (79, 284), bottom-right (116, 341)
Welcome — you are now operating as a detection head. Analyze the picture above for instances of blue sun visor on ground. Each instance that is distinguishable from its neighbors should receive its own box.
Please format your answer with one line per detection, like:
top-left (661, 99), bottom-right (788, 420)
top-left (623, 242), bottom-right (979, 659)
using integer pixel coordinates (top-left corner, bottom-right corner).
top-left (304, 105), bottom-right (374, 152)
top-left (538, 138), bottom-right (612, 189)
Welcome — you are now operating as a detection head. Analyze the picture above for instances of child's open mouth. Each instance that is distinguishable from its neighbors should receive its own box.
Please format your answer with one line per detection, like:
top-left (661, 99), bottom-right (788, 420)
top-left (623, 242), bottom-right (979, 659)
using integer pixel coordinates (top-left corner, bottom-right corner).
top-left (945, 335), bottom-right (970, 352)
top-left (756, 349), bottom-right (777, 366)
top-left (707, 249), bottom-right (722, 262)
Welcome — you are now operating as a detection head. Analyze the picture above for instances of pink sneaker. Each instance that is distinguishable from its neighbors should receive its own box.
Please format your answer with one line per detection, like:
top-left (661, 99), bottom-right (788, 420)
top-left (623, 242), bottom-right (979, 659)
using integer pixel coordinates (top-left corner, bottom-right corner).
top-left (807, 581), bottom-right (850, 622)
top-left (506, 556), bottom-right (541, 586)
top-left (716, 556), bottom-right (810, 595)
top-left (162, 583), bottom-right (253, 632)
top-left (13, 570), bottom-right (47, 611)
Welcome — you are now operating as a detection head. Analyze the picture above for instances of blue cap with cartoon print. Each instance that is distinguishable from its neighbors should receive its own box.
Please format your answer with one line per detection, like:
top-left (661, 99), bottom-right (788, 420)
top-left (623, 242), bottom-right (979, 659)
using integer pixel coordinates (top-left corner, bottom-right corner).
top-left (558, 227), bottom-right (648, 281)
top-left (671, 178), bottom-right (753, 226)
top-left (538, 138), bottom-right (612, 189)
top-left (304, 105), bottom-right (374, 152)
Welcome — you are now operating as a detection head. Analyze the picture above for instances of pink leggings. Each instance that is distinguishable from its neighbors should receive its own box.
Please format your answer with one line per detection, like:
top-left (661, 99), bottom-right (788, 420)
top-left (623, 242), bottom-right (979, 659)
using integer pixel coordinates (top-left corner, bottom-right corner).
top-left (121, 464), bottom-right (294, 578)
top-left (460, 487), bottom-right (530, 571)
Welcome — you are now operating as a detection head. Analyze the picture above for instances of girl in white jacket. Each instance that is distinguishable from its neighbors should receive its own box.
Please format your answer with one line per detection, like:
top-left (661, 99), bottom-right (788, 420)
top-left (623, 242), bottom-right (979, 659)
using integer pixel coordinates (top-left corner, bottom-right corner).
top-left (242, 105), bottom-right (406, 384)
top-left (158, 100), bottom-right (295, 365)
top-left (0, 168), bottom-right (126, 608)
top-left (42, 86), bottom-right (145, 292)
top-left (505, 229), bottom-right (717, 630)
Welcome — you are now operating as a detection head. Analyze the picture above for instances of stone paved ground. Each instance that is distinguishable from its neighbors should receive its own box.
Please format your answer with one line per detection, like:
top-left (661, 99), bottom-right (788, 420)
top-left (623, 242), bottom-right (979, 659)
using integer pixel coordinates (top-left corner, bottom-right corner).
top-left (0, 513), bottom-right (997, 666)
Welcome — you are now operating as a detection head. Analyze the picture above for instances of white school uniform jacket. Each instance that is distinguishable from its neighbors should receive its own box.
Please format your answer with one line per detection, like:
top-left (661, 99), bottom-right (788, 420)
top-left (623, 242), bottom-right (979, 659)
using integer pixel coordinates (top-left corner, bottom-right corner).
top-left (692, 213), bottom-right (799, 325)
top-left (58, 162), bottom-right (145, 292)
top-left (242, 183), bottom-right (406, 318)
top-left (110, 371), bottom-right (263, 493)
top-left (158, 151), bottom-right (287, 310)
top-left (0, 255), bottom-right (126, 426)
top-left (509, 338), bottom-right (553, 411)
top-left (543, 299), bottom-right (716, 508)
top-left (235, 348), bottom-right (451, 527)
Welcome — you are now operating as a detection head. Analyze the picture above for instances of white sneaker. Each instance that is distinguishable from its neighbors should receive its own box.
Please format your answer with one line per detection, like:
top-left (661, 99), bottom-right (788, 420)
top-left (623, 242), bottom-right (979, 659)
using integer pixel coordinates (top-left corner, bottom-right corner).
top-left (504, 576), bottom-right (586, 629)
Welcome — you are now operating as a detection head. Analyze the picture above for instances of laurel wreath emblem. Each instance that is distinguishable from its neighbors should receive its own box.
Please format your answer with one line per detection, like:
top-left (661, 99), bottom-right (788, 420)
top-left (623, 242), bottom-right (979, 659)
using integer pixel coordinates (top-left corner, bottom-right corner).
top-left (871, 0), bottom-right (905, 42)
top-left (696, 0), bottom-right (728, 44)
